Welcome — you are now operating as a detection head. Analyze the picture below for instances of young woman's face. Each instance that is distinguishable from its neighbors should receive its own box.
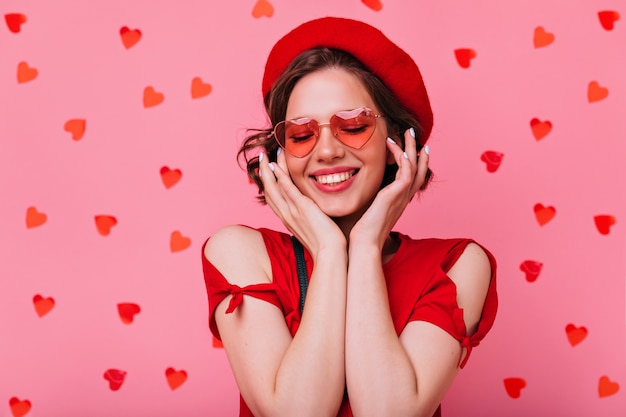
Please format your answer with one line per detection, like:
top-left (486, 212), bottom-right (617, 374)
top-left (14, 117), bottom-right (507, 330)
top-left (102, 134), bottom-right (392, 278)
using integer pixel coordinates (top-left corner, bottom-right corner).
top-left (283, 68), bottom-right (391, 220)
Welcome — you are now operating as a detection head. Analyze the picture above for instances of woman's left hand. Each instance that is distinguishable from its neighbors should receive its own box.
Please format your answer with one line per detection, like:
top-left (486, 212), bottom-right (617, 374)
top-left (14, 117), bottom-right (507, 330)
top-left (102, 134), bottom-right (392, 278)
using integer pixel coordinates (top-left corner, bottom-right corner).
top-left (349, 127), bottom-right (429, 249)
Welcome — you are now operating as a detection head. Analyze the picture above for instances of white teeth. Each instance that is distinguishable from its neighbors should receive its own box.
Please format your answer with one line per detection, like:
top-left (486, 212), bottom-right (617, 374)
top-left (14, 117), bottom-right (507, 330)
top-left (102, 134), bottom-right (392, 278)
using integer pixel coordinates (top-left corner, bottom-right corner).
top-left (315, 171), bottom-right (354, 185)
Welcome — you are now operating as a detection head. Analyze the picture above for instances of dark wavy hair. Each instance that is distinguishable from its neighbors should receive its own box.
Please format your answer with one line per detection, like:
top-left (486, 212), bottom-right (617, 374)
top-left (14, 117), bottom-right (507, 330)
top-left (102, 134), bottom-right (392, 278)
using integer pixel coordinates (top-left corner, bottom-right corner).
top-left (237, 48), bottom-right (433, 204)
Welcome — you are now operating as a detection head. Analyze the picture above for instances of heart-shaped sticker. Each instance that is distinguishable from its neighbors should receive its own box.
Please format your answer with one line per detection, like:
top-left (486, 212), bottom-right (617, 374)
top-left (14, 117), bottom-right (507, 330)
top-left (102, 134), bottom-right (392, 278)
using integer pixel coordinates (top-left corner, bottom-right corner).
top-left (252, 0), bottom-right (274, 18)
top-left (503, 377), bottom-right (526, 399)
top-left (191, 77), bottom-right (212, 99)
top-left (165, 367), bottom-right (188, 390)
top-left (598, 376), bottom-right (619, 397)
top-left (33, 294), bottom-right (55, 317)
top-left (117, 303), bottom-right (141, 324)
top-left (534, 203), bottom-right (556, 226)
top-left (598, 11), bottom-right (620, 31)
top-left (120, 26), bottom-right (142, 49)
top-left (9, 397), bottom-right (31, 417)
top-left (170, 231), bottom-right (191, 253)
top-left (17, 62), bottom-right (38, 83)
top-left (533, 26), bottom-right (554, 48)
top-left (103, 368), bottom-right (127, 391)
top-left (160, 166), bottom-right (182, 189)
top-left (565, 324), bottom-right (588, 347)
top-left (593, 215), bottom-right (616, 235)
top-left (454, 48), bottom-right (476, 69)
top-left (143, 86), bottom-right (164, 108)
top-left (587, 81), bottom-right (609, 103)
top-left (530, 118), bottom-right (552, 141)
top-left (520, 260), bottom-right (543, 282)
top-left (26, 206), bottom-right (47, 228)
top-left (480, 151), bottom-right (504, 173)
top-left (5, 13), bottom-right (27, 33)
top-left (95, 215), bottom-right (117, 236)
top-left (362, 0), bottom-right (383, 11)
top-left (64, 119), bottom-right (86, 141)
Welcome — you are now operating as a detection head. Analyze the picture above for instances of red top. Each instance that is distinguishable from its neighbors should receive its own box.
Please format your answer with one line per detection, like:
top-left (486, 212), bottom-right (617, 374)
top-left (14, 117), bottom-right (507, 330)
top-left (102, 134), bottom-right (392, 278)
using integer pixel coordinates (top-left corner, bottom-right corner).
top-left (202, 227), bottom-right (498, 417)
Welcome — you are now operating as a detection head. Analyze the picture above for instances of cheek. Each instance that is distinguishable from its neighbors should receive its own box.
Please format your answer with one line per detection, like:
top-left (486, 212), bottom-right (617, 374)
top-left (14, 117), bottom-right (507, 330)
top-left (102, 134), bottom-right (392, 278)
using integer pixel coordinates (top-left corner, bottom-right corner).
top-left (285, 158), bottom-right (307, 182)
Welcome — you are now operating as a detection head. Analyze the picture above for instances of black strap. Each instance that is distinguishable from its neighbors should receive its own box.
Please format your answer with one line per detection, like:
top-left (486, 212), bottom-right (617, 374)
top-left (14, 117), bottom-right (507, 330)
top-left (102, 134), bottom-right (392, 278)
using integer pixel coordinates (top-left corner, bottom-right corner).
top-left (291, 236), bottom-right (308, 315)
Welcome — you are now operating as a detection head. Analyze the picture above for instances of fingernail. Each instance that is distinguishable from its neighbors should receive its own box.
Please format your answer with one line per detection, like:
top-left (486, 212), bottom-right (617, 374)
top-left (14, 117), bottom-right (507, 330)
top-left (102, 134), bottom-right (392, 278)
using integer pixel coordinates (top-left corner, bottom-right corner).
top-left (387, 137), bottom-right (396, 144)
top-left (276, 147), bottom-right (282, 156)
top-left (259, 152), bottom-right (264, 162)
top-left (268, 163), bottom-right (275, 172)
top-left (409, 127), bottom-right (415, 138)
top-left (424, 145), bottom-right (430, 155)
top-left (402, 152), bottom-right (409, 160)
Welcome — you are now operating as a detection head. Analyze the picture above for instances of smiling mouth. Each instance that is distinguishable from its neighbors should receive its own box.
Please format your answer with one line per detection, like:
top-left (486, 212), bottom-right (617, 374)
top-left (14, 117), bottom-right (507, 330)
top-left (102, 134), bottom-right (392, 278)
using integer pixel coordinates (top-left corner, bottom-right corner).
top-left (313, 169), bottom-right (358, 186)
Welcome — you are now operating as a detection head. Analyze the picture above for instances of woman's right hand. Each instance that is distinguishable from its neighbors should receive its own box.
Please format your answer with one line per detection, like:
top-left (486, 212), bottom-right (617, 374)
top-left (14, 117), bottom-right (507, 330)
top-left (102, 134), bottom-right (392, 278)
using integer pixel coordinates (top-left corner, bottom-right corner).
top-left (258, 148), bottom-right (346, 257)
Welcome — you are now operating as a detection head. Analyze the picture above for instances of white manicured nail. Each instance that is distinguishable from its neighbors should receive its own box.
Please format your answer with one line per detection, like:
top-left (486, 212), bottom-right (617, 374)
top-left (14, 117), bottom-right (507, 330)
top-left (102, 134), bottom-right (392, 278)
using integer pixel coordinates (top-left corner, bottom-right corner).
top-left (409, 127), bottom-right (415, 138)
top-left (259, 152), bottom-right (264, 162)
top-left (424, 145), bottom-right (430, 155)
top-left (387, 137), bottom-right (396, 144)
top-left (276, 147), bottom-right (282, 156)
top-left (268, 163), bottom-right (275, 172)
top-left (402, 152), bottom-right (409, 160)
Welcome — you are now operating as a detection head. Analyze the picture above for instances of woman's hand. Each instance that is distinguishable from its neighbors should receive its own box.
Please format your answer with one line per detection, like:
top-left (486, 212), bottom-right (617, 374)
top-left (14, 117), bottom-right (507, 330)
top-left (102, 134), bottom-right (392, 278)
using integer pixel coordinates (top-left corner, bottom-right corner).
top-left (258, 148), bottom-right (346, 256)
top-left (350, 128), bottom-right (430, 249)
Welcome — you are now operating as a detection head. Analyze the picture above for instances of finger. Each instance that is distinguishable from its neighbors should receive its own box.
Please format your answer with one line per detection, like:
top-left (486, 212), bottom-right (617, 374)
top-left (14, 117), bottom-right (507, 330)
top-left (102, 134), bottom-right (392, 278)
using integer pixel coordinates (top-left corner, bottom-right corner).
top-left (404, 127), bottom-right (418, 164)
top-left (385, 136), bottom-right (415, 187)
top-left (275, 147), bottom-right (288, 173)
top-left (413, 144), bottom-right (430, 193)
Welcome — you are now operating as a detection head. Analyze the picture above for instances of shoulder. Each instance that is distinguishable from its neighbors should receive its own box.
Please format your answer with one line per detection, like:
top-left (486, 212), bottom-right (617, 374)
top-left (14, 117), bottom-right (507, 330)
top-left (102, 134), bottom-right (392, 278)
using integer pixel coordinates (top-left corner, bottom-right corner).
top-left (203, 225), bottom-right (273, 286)
top-left (446, 242), bottom-right (493, 334)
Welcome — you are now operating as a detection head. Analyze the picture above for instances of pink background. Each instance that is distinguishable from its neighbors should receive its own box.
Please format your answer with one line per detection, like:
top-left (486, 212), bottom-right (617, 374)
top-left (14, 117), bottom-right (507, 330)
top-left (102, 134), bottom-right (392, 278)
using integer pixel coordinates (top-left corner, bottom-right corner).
top-left (2, 0), bottom-right (625, 416)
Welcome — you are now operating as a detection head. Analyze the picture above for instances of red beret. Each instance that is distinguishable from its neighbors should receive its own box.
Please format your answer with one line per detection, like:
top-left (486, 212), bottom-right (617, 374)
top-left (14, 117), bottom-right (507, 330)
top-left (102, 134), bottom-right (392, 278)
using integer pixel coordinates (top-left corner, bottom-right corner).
top-left (262, 17), bottom-right (433, 143)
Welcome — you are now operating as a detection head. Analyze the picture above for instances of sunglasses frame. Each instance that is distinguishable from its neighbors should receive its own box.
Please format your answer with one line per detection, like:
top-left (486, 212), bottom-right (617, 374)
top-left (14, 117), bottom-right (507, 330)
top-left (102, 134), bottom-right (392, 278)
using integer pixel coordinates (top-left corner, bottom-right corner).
top-left (272, 107), bottom-right (384, 158)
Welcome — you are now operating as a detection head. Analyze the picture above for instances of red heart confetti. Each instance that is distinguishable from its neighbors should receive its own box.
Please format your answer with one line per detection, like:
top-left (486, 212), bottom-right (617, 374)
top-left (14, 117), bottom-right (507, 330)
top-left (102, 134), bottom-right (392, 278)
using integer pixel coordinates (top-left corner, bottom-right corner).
top-left (598, 376), bottom-right (620, 398)
top-left (362, 0), bottom-right (383, 11)
top-left (160, 166), bottom-right (182, 189)
top-left (9, 397), bottom-right (31, 417)
top-left (503, 377), bottom-right (526, 399)
top-left (533, 26), bottom-right (554, 48)
top-left (598, 11), bottom-right (620, 31)
top-left (520, 260), bottom-right (543, 283)
top-left (5, 13), bottom-right (27, 33)
top-left (530, 118), bottom-right (552, 140)
top-left (534, 203), bottom-right (556, 226)
top-left (454, 48), bottom-right (476, 69)
top-left (33, 294), bottom-right (55, 317)
top-left (252, 0), bottom-right (274, 18)
top-left (120, 26), bottom-right (142, 49)
top-left (170, 231), bottom-right (191, 253)
top-left (594, 215), bottom-right (616, 235)
top-left (191, 77), bottom-right (212, 99)
top-left (587, 81), bottom-right (609, 103)
top-left (143, 86), bottom-right (164, 108)
top-left (565, 324), bottom-right (588, 347)
top-left (165, 367), bottom-right (188, 390)
top-left (26, 206), bottom-right (47, 228)
top-left (95, 215), bottom-right (117, 236)
top-left (64, 119), bottom-right (86, 141)
top-left (17, 62), bottom-right (38, 83)
top-left (480, 151), bottom-right (504, 173)
top-left (117, 303), bottom-right (141, 324)
top-left (103, 368), bottom-right (127, 391)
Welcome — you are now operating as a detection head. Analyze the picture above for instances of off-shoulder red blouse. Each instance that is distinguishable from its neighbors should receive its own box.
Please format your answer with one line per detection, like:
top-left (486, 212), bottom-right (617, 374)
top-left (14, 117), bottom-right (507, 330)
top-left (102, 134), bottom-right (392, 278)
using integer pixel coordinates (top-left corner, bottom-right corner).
top-left (202, 227), bottom-right (498, 417)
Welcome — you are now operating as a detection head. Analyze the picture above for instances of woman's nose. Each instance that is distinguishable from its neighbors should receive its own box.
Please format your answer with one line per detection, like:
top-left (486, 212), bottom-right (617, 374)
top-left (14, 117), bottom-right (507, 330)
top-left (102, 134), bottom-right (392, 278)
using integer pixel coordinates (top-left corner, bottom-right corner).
top-left (314, 124), bottom-right (345, 160)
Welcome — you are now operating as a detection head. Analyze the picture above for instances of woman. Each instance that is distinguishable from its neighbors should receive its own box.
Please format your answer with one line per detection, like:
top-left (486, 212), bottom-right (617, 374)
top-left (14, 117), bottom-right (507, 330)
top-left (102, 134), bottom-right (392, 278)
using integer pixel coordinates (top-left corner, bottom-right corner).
top-left (202, 17), bottom-right (497, 417)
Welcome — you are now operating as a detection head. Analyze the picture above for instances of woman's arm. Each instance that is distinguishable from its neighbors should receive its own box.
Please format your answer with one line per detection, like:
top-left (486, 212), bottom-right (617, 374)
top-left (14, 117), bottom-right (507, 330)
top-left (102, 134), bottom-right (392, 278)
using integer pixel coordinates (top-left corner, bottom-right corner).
top-left (345, 241), bottom-right (491, 417)
top-left (206, 225), bottom-right (347, 417)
